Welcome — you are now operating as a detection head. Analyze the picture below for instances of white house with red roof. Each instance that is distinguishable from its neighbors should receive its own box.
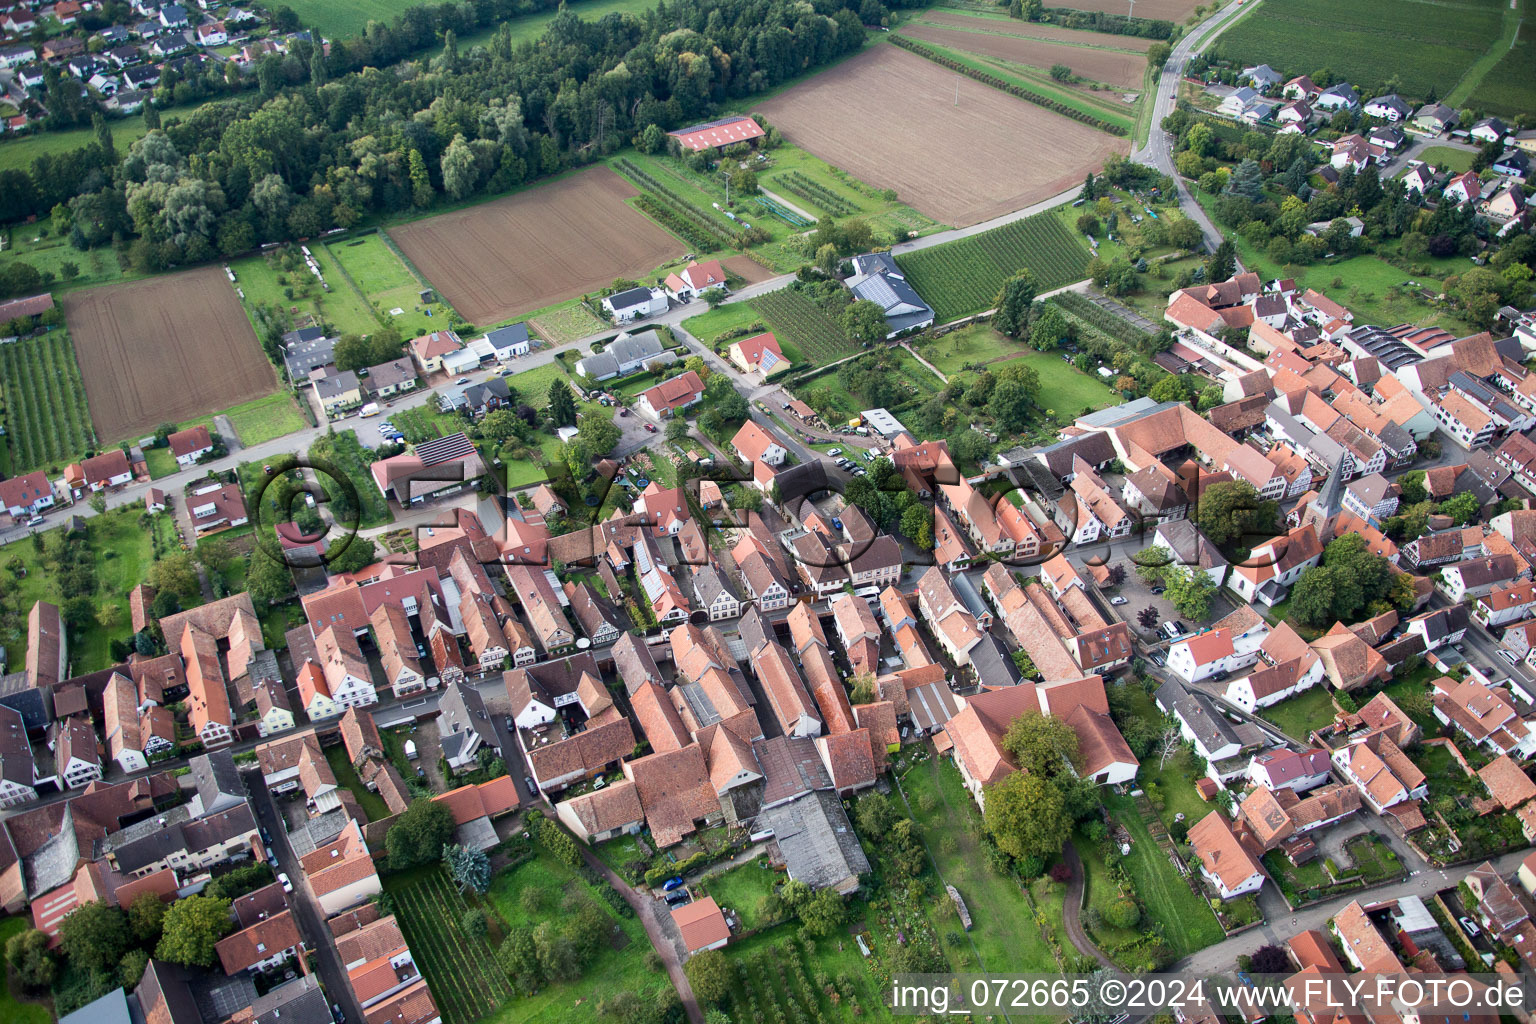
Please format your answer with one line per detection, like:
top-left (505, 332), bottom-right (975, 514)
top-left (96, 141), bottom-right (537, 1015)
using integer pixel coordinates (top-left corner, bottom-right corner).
top-left (663, 259), bottom-right (727, 302)
top-left (635, 370), bottom-right (705, 420)
top-left (409, 330), bottom-right (463, 374)
top-left (1445, 170), bottom-right (1483, 206)
top-left (1247, 748), bottom-right (1332, 793)
top-left (1167, 609), bottom-right (1270, 684)
top-left (167, 425), bottom-right (214, 466)
top-left (731, 420), bottom-right (786, 467)
top-left (728, 331), bottom-right (786, 376)
top-left (0, 470), bottom-right (53, 518)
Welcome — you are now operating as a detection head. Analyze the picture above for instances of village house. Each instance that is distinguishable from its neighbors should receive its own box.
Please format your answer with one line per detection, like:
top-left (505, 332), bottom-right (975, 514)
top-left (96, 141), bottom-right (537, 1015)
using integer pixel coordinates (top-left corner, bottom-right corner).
top-left (1188, 811), bottom-right (1264, 899)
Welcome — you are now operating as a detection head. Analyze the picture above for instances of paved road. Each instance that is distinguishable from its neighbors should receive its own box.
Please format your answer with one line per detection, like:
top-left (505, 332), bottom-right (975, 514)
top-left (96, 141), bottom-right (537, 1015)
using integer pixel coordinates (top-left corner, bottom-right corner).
top-left (245, 768), bottom-right (368, 1024)
top-left (1174, 847), bottom-right (1535, 973)
top-left (1132, 0), bottom-right (1253, 258)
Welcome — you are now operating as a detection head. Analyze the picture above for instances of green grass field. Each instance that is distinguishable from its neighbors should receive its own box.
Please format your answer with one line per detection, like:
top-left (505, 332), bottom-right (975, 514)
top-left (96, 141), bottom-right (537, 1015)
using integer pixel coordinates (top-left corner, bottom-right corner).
top-left (231, 248), bottom-right (381, 339)
top-left (930, 325), bottom-right (1119, 421)
top-left (1417, 146), bottom-right (1475, 174)
top-left (479, 846), bottom-right (674, 1024)
top-left (1259, 686), bottom-right (1338, 742)
top-left (458, 0), bottom-right (659, 48)
top-left (323, 743), bottom-right (391, 821)
top-left (0, 917), bottom-right (50, 1024)
top-left (897, 753), bottom-right (1064, 972)
top-left (1102, 791), bottom-right (1224, 957)
top-left (680, 303), bottom-right (765, 347)
top-left (1468, 22), bottom-right (1536, 118)
top-left (895, 210), bottom-right (1094, 322)
top-left (1213, 0), bottom-right (1505, 100)
top-left (144, 446), bottom-right (178, 479)
top-left (696, 860), bottom-right (785, 932)
top-left (0, 331), bottom-right (96, 473)
top-left (278, 0), bottom-right (420, 39)
top-left (505, 362), bottom-right (575, 410)
top-left (326, 234), bottom-right (454, 338)
top-left (182, 392), bottom-right (308, 447)
top-left (0, 506), bottom-right (164, 674)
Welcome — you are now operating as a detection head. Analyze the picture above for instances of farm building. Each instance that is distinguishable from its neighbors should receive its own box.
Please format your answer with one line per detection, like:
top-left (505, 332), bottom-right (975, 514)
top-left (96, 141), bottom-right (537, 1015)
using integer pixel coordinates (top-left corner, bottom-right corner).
top-left (668, 115), bottom-right (766, 153)
top-left (370, 432), bottom-right (486, 506)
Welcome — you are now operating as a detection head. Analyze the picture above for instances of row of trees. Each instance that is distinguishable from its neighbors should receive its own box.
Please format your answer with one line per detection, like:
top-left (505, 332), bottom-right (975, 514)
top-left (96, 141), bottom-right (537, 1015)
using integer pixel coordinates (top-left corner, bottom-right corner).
top-left (0, 0), bottom-right (876, 279)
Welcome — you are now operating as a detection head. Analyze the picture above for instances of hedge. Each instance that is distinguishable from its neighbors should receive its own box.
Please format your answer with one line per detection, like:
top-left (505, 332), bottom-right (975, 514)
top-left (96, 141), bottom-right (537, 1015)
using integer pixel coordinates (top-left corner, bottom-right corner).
top-left (890, 36), bottom-right (1129, 137)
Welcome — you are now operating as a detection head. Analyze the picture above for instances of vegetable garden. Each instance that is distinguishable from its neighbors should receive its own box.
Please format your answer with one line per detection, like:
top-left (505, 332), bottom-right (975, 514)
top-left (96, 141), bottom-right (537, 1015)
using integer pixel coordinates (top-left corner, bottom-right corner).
top-left (390, 868), bottom-right (511, 1024)
top-left (751, 289), bottom-right (859, 364)
top-left (770, 170), bottom-right (857, 217)
top-left (0, 332), bottom-right (95, 472)
top-left (895, 211), bottom-right (1093, 322)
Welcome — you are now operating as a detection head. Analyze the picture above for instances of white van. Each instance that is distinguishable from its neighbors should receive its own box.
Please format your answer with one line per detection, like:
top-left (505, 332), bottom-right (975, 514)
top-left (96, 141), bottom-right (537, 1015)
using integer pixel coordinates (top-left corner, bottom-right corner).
top-left (359, 403), bottom-right (381, 417)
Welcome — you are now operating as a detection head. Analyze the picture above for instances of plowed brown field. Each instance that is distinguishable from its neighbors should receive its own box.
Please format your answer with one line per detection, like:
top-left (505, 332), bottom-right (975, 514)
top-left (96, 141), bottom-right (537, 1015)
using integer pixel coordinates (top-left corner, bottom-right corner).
top-left (900, 24), bottom-right (1146, 88)
top-left (390, 166), bottom-right (685, 326)
top-left (919, 11), bottom-right (1156, 50)
top-left (62, 266), bottom-right (275, 441)
top-left (753, 46), bottom-right (1126, 227)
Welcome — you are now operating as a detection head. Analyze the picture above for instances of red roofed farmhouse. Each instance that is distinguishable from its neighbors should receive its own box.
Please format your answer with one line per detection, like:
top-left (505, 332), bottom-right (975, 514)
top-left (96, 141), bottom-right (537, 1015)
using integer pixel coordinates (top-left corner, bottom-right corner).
top-left (636, 370), bottom-right (705, 420)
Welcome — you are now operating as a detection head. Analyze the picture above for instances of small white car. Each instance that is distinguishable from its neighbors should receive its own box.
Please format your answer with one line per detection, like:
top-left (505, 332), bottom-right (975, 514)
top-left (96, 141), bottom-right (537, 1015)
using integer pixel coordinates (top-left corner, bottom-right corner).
top-left (1460, 916), bottom-right (1480, 937)
top-left (278, 872), bottom-right (293, 894)
top-left (1110, 596), bottom-right (1129, 606)
top-left (828, 448), bottom-right (842, 456)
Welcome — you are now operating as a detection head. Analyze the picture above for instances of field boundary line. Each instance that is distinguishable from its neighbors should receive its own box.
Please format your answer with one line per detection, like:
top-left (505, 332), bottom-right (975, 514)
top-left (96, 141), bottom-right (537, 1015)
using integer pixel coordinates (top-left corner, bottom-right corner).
top-left (1446, 0), bottom-right (1523, 104)
top-left (910, 16), bottom-right (1153, 54)
top-left (318, 239), bottom-right (386, 329)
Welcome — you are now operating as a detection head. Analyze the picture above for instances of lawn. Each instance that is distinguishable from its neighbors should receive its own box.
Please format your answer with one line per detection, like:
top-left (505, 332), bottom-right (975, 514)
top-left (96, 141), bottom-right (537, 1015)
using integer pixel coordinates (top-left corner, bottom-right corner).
top-left (309, 430), bottom-right (393, 530)
top-left (696, 859), bottom-right (786, 932)
top-left (458, 0), bottom-right (660, 48)
top-left (1102, 791), bottom-right (1225, 957)
top-left (280, 0), bottom-right (422, 38)
top-left (950, 331), bottom-right (1120, 424)
top-left (527, 301), bottom-right (607, 344)
top-left (1416, 146), bottom-right (1476, 175)
top-left (323, 742), bottom-right (391, 822)
top-left (0, 916), bottom-right (50, 1024)
top-left (182, 392), bottom-right (309, 447)
top-left (0, 506), bottom-right (162, 674)
top-left (2, 226), bottom-right (134, 295)
top-left (144, 446), bottom-right (178, 479)
top-left (915, 321), bottom-right (1030, 376)
top-left (681, 303), bottom-right (765, 348)
top-left (325, 234), bottom-right (456, 337)
top-left (722, 922), bottom-right (898, 1023)
top-left (0, 113), bottom-right (152, 173)
top-left (392, 405), bottom-right (466, 444)
top-left (231, 248), bottom-right (381, 339)
top-left (477, 845), bottom-right (673, 1023)
top-left (895, 750), bottom-right (1063, 972)
top-left (1074, 833), bottom-right (1143, 952)
top-left (505, 362), bottom-right (576, 410)
top-left (1258, 687), bottom-right (1338, 742)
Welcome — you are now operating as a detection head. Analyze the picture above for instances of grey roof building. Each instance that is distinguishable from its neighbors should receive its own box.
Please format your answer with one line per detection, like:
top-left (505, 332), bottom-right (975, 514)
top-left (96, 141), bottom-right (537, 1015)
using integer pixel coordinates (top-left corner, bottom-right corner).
top-left (484, 323), bottom-right (531, 358)
top-left (438, 679), bottom-right (499, 769)
top-left (250, 974), bottom-right (332, 1024)
top-left (757, 788), bottom-right (870, 893)
top-left (847, 256), bottom-right (934, 337)
top-left (574, 329), bottom-right (670, 381)
top-left (189, 749), bottom-right (244, 817)
top-left (968, 632), bottom-right (1021, 687)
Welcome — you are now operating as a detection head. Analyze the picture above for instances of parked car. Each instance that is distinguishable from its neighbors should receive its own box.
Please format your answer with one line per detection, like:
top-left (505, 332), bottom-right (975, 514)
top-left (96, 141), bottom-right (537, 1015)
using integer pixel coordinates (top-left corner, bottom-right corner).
top-left (664, 889), bottom-right (691, 906)
top-left (1460, 916), bottom-right (1481, 937)
top-left (1174, 621), bottom-right (1188, 635)
top-left (278, 872), bottom-right (293, 893)
top-left (832, 518), bottom-right (843, 530)
top-left (644, 423), bottom-right (657, 433)
top-left (524, 775), bottom-right (539, 795)
top-left (828, 448), bottom-right (842, 456)
top-left (455, 377), bottom-right (471, 385)
top-left (1148, 651), bottom-right (1166, 667)
top-left (24, 515), bottom-right (43, 527)
top-left (619, 408), bottom-right (629, 416)
top-left (662, 876), bottom-right (686, 892)
top-left (1110, 596), bottom-right (1128, 606)
top-left (1499, 649), bottom-right (1520, 666)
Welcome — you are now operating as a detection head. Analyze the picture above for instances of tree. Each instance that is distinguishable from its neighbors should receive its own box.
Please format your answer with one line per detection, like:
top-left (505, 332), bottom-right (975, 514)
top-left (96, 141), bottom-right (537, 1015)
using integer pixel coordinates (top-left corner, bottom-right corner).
top-left (5, 927), bottom-right (55, 990)
top-left (246, 548), bottom-right (295, 606)
top-left (1147, 41), bottom-right (1172, 69)
top-left (480, 409), bottom-right (521, 445)
top-left (1000, 711), bottom-right (1080, 778)
top-left (815, 243), bottom-right (839, 276)
top-left (1205, 239), bottom-right (1236, 282)
top-left (841, 299), bottom-right (889, 344)
top-left (685, 948), bottom-right (732, 1005)
top-left (548, 379), bottom-right (577, 428)
top-left (1223, 159), bottom-right (1264, 203)
top-left (635, 123), bottom-right (666, 154)
top-left (993, 271), bottom-right (1037, 338)
top-left (441, 134), bottom-right (478, 200)
top-left (120, 948), bottom-right (151, 988)
top-left (532, 921), bottom-right (582, 982)
top-left (1195, 480), bottom-right (1275, 546)
top-left (127, 891), bottom-right (169, 944)
top-left (1249, 944), bottom-right (1290, 974)
top-left (408, 147), bottom-right (433, 208)
top-left (796, 887), bottom-right (845, 938)
top-left (444, 843), bottom-right (491, 893)
top-left (499, 926), bottom-right (543, 994)
top-left (1050, 64), bottom-right (1072, 81)
top-left (327, 536), bottom-right (378, 576)
top-left (88, 493), bottom-right (108, 515)
top-left (1029, 305), bottom-right (1069, 351)
top-left (855, 793), bottom-right (900, 838)
top-left (1157, 726), bottom-right (1182, 770)
top-left (988, 377), bottom-right (1034, 432)
top-left (59, 900), bottom-right (130, 975)
top-left (156, 895), bottom-right (233, 967)
top-left (985, 770), bottom-right (1070, 862)
top-left (1289, 566), bottom-right (1338, 628)
top-left (1163, 565), bottom-right (1218, 620)
top-left (386, 798), bottom-right (455, 869)
top-left (900, 501), bottom-right (933, 548)
top-left (1137, 606), bottom-right (1159, 629)
top-left (147, 551), bottom-right (199, 599)
top-left (332, 333), bottom-right (374, 373)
